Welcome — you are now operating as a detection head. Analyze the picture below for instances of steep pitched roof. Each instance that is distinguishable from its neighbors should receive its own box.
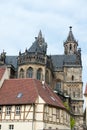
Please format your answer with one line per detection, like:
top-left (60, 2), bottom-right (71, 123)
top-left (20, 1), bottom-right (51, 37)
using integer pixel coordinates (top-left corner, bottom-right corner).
top-left (28, 30), bottom-right (47, 54)
top-left (51, 54), bottom-right (78, 70)
top-left (64, 26), bottom-right (78, 45)
top-left (0, 67), bottom-right (6, 80)
top-left (0, 78), bottom-right (65, 109)
top-left (5, 56), bottom-right (18, 69)
top-left (67, 26), bottom-right (76, 42)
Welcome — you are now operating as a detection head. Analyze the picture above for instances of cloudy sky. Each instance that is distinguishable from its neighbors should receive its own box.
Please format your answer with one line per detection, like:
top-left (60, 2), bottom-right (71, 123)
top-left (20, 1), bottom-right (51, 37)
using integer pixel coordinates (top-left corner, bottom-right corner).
top-left (0, 0), bottom-right (87, 93)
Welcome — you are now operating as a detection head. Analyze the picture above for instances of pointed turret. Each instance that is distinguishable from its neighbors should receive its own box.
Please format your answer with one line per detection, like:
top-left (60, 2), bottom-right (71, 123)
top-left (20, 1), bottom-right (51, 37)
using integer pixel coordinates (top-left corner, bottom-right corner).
top-left (38, 30), bottom-right (42, 39)
top-left (28, 30), bottom-right (47, 55)
top-left (66, 26), bottom-right (77, 42)
top-left (64, 26), bottom-right (78, 55)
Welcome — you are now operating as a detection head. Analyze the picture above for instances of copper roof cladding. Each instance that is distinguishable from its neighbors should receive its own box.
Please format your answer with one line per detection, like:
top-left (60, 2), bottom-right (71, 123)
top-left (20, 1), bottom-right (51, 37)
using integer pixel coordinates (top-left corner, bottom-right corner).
top-left (84, 84), bottom-right (87, 96)
top-left (0, 78), bottom-right (65, 109)
top-left (0, 67), bottom-right (6, 80)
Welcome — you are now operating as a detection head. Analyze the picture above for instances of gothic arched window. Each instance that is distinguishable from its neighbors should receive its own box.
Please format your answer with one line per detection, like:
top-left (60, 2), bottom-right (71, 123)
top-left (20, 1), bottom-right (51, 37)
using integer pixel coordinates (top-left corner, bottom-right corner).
top-left (45, 70), bottom-right (49, 84)
top-left (26, 67), bottom-right (33, 78)
top-left (19, 68), bottom-right (24, 78)
top-left (37, 68), bottom-right (42, 80)
top-left (55, 80), bottom-right (61, 92)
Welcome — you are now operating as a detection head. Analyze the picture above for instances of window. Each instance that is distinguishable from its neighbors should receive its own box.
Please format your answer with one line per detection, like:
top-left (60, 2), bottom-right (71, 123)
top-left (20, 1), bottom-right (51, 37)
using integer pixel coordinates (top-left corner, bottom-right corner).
top-left (19, 68), bottom-right (24, 78)
top-left (45, 70), bottom-right (49, 84)
top-left (72, 106), bottom-right (75, 112)
top-left (72, 75), bottom-right (74, 81)
top-left (15, 106), bottom-right (21, 115)
top-left (6, 106), bottom-right (11, 115)
top-left (73, 91), bottom-right (75, 97)
top-left (17, 93), bottom-right (23, 98)
top-left (26, 67), bottom-right (33, 78)
top-left (56, 109), bottom-right (60, 119)
top-left (9, 125), bottom-right (14, 130)
top-left (70, 44), bottom-right (72, 50)
top-left (55, 82), bottom-right (61, 92)
top-left (37, 68), bottom-right (42, 80)
top-left (0, 107), bottom-right (2, 114)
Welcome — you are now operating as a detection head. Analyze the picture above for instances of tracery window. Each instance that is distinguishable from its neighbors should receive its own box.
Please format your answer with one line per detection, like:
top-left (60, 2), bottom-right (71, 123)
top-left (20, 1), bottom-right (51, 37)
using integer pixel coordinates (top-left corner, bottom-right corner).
top-left (26, 67), bottom-right (33, 78)
top-left (19, 68), bottom-right (24, 78)
top-left (45, 70), bottom-right (49, 84)
top-left (37, 68), bottom-right (42, 80)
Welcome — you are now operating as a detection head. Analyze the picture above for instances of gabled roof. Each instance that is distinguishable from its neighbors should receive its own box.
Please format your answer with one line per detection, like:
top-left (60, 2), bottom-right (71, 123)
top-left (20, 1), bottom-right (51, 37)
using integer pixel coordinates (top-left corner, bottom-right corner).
top-left (0, 78), bottom-right (65, 109)
top-left (0, 67), bottom-right (6, 80)
top-left (51, 54), bottom-right (78, 70)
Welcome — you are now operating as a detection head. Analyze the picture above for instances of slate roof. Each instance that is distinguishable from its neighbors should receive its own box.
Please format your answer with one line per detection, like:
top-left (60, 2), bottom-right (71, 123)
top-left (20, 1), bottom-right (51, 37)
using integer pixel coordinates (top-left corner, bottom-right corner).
top-left (28, 41), bottom-right (43, 54)
top-left (0, 78), bottom-right (65, 109)
top-left (64, 26), bottom-right (78, 45)
top-left (51, 54), bottom-right (77, 69)
top-left (5, 54), bottom-right (79, 71)
top-left (0, 67), bottom-right (6, 80)
top-left (28, 30), bottom-right (47, 54)
top-left (5, 56), bottom-right (18, 69)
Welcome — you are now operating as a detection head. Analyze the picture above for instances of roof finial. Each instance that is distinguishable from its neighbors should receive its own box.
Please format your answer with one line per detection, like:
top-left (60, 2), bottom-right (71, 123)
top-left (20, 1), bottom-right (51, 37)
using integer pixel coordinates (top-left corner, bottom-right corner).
top-left (69, 26), bottom-right (72, 31)
top-left (38, 30), bottom-right (42, 38)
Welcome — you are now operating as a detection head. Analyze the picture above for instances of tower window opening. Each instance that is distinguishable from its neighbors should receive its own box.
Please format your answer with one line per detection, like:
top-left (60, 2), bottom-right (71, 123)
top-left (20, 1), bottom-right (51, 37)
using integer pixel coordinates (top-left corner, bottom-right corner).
top-left (70, 44), bottom-right (72, 50)
top-left (72, 75), bottom-right (74, 81)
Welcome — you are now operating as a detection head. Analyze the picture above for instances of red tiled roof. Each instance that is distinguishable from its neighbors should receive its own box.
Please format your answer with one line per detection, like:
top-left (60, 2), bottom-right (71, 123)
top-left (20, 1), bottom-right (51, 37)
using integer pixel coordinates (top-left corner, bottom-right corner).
top-left (0, 67), bottom-right (6, 80)
top-left (84, 84), bottom-right (87, 96)
top-left (0, 78), bottom-right (65, 109)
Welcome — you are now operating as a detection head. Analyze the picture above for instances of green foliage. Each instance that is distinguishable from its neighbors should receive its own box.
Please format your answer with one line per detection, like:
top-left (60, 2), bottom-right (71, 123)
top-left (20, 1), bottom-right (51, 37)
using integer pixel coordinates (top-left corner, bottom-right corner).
top-left (63, 101), bottom-right (70, 110)
top-left (70, 116), bottom-right (75, 129)
top-left (63, 101), bottom-right (75, 129)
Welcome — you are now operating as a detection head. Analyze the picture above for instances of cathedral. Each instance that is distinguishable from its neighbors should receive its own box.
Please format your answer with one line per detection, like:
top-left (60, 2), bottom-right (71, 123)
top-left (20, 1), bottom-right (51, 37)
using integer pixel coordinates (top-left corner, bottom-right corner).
top-left (0, 27), bottom-right (84, 130)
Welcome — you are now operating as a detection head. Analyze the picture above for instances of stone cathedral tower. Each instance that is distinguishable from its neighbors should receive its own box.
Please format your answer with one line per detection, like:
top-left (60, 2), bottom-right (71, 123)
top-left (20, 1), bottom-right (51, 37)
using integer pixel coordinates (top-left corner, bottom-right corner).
top-left (63, 27), bottom-right (83, 129)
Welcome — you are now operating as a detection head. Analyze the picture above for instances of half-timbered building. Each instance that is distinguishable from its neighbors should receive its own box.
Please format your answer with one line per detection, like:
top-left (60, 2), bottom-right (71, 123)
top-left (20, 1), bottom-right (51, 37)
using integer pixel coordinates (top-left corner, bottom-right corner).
top-left (0, 67), bottom-right (70, 130)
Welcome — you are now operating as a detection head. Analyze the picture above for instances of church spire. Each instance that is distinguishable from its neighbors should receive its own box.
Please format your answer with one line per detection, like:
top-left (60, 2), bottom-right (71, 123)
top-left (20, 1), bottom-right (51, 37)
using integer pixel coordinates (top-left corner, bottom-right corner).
top-left (66, 26), bottom-right (77, 43)
top-left (38, 30), bottom-right (42, 39)
top-left (64, 26), bottom-right (78, 55)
